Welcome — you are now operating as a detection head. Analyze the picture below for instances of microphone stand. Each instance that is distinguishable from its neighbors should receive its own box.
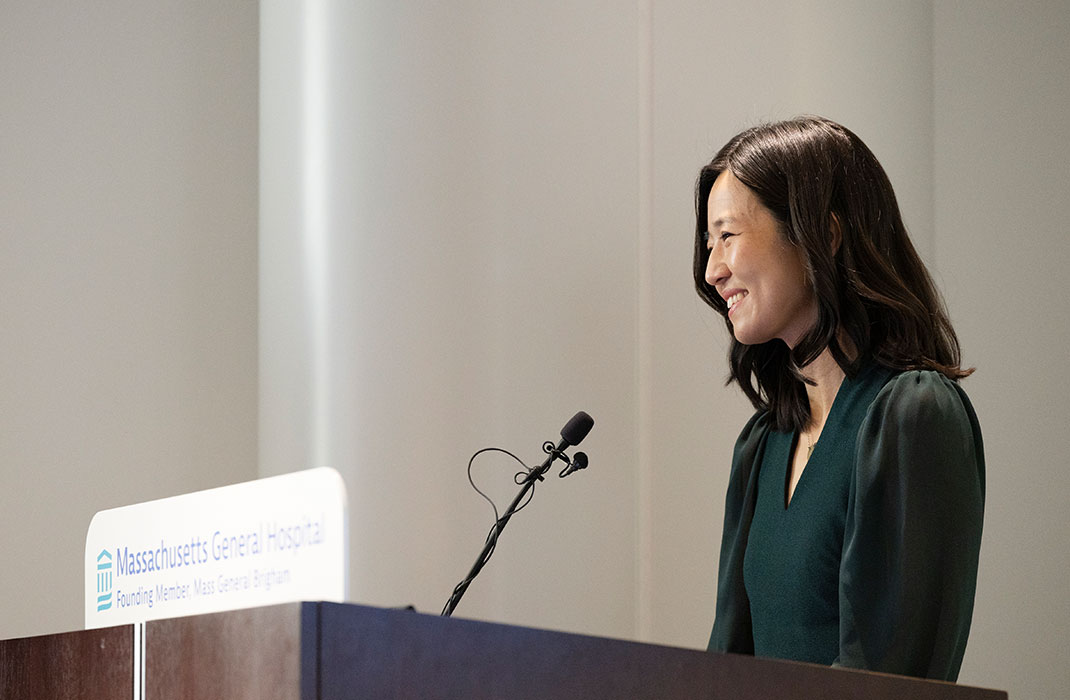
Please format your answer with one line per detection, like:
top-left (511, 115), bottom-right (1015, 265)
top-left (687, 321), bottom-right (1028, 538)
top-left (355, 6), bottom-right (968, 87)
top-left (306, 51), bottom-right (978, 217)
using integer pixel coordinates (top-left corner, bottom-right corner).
top-left (441, 436), bottom-right (571, 617)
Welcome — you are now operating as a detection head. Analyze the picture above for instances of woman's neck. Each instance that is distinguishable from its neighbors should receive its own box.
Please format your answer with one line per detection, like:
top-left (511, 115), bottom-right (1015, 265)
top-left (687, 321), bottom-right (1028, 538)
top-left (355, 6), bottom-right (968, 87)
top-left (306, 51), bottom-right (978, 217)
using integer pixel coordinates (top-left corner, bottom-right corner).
top-left (800, 349), bottom-right (846, 430)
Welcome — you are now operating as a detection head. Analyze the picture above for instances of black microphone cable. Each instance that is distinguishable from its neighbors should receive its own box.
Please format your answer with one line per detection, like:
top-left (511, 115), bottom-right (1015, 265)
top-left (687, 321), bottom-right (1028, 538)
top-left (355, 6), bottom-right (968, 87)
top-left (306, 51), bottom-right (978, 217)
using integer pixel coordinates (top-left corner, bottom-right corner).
top-left (441, 411), bottom-right (593, 617)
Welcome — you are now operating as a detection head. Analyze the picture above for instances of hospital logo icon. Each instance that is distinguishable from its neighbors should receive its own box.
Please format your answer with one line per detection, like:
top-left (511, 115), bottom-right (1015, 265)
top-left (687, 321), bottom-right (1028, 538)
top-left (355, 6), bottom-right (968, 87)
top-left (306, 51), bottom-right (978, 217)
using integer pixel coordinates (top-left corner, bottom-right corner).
top-left (96, 549), bottom-right (113, 612)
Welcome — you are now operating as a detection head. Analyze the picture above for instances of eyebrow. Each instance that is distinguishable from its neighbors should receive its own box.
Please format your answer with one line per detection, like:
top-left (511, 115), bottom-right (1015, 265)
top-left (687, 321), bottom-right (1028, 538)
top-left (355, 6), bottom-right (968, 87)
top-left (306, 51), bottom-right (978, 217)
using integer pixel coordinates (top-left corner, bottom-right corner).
top-left (708, 215), bottom-right (738, 230)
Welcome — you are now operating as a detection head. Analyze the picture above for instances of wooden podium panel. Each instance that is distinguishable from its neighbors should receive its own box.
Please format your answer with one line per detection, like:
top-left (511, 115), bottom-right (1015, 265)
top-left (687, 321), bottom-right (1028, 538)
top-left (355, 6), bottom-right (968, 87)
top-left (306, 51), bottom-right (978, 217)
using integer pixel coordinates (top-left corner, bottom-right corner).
top-left (146, 603), bottom-right (311, 700)
top-left (142, 602), bottom-right (1007, 700)
top-left (0, 603), bottom-right (1008, 700)
top-left (0, 624), bottom-right (132, 700)
top-left (314, 603), bottom-right (1004, 700)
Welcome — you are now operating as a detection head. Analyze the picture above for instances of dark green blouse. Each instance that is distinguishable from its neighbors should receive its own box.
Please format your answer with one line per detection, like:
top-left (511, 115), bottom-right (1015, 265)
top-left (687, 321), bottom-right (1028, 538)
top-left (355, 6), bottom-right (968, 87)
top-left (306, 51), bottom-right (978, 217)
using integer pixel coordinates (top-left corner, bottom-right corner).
top-left (708, 364), bottom-right (985, 682)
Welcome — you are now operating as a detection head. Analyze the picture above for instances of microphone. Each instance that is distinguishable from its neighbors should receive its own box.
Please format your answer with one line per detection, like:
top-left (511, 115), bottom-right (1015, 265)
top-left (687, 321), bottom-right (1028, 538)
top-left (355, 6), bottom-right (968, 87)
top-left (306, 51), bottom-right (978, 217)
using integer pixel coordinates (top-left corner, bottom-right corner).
top-left (560, 411), bottom-right (594, 446)
top-left (559, 451), bottom-right (588, 478)
top-left (541, 411), bottom-right (594, 479)
top-left (441, 411), bottom-right (594, 617)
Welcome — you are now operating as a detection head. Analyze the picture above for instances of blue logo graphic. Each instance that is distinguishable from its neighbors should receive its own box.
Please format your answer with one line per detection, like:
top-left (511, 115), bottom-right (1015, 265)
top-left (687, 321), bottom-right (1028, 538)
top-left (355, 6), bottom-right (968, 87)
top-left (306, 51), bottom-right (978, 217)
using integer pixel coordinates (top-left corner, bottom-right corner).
top-left (96, 549), bottom-right (113, 612)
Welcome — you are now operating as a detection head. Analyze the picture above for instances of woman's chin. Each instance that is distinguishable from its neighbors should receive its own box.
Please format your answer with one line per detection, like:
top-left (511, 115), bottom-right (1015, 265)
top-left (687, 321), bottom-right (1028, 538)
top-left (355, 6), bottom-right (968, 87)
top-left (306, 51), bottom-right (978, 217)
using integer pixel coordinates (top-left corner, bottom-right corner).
top-left (730, 324), bottom-right (766, 346)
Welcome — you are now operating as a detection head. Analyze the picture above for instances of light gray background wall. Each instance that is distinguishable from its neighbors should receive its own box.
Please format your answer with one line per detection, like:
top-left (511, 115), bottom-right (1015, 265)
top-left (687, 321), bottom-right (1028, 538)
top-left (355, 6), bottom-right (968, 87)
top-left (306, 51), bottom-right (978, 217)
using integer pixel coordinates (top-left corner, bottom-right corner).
top-left (2, 2), bottom-right (1068, 699)
top-left (0, 0), bottom-right (258, 636)
top-left (933, 4), bottom-right (1070, 698)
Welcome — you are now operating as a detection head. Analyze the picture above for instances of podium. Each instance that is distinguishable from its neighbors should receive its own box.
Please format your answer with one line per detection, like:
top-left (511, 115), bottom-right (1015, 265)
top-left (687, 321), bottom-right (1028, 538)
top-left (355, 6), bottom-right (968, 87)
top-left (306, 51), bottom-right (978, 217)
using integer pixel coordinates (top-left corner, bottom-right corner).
top-left (1, 602), bottom-right (1007, 699)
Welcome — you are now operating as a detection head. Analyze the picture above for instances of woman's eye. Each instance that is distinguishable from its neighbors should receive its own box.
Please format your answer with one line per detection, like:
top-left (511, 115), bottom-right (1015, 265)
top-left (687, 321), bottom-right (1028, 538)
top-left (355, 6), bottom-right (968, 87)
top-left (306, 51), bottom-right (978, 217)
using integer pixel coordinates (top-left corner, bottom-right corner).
top-left (705, 231), bottom-right (735, 249)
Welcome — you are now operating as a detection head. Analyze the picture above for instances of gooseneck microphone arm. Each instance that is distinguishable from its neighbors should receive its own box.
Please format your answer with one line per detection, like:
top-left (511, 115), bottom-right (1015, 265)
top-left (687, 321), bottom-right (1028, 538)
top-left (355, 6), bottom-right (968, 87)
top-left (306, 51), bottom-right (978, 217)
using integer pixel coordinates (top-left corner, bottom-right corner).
top-left (441, 411), bottom-right (593, 617)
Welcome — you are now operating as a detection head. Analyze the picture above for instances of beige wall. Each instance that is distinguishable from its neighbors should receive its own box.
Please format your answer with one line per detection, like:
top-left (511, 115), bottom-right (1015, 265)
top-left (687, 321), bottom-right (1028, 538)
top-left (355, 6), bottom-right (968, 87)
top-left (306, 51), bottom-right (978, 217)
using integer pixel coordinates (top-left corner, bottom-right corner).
top-left (0, 1), bottom-right (259, 638)
top-left (935, 4), bottom-right (1070, 697)
top-left (2, 2), bottom-right (1068, 698)
top-left (259, 0), bottom-right (644, 637)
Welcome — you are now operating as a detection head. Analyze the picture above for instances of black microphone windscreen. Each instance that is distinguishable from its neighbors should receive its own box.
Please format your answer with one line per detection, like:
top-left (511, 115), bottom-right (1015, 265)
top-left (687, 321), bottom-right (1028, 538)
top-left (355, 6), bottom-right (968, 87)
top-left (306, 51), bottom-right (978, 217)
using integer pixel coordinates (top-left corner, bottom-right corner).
top-left (560, 411), bottom-right (594, 446)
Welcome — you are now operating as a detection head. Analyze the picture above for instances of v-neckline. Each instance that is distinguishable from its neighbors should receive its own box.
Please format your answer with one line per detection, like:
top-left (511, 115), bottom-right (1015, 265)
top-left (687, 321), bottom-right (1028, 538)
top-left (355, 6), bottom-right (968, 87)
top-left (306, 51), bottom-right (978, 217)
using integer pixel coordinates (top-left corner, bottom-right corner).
top-left (783, 375), bottom-right (849, 510)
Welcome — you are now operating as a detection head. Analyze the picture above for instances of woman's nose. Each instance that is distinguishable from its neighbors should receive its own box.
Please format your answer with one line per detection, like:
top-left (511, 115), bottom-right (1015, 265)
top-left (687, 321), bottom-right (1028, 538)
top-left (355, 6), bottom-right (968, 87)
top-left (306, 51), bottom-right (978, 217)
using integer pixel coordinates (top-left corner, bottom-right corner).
top-left (705, 253), bottom-right (729, 288)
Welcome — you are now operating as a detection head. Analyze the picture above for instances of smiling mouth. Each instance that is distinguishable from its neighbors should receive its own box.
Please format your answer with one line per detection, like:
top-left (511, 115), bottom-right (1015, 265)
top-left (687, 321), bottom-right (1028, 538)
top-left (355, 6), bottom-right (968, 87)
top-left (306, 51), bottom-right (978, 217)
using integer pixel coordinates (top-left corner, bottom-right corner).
top-left (726, 291), bottom-right (747, 312)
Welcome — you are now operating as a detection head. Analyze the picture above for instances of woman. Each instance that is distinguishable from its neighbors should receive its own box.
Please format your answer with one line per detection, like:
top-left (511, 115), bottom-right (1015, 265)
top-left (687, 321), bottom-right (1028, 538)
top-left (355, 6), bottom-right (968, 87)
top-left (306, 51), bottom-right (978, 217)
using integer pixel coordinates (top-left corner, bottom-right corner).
top-left (693, 116), bottom-right (984, 682)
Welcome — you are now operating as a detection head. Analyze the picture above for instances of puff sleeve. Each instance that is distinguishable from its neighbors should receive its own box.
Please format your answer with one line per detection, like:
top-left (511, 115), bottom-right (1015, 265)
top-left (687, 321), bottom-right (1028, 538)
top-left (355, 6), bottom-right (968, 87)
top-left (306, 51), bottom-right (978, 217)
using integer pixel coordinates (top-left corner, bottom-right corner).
top-left (835, 371), bottom-right (985, 681)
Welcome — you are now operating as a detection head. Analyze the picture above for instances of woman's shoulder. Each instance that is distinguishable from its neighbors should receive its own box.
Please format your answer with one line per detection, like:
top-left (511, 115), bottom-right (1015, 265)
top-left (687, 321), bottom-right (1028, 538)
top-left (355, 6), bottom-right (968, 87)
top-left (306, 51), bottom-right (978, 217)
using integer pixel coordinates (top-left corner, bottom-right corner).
top-left (735, 408), bottom-right (774, 446)
top-left (724, 409), bottom-right (775, 476)
top-left (862, 367), bottom-right (983, 447)
top-left (870, 368), bottom-right (976, 418)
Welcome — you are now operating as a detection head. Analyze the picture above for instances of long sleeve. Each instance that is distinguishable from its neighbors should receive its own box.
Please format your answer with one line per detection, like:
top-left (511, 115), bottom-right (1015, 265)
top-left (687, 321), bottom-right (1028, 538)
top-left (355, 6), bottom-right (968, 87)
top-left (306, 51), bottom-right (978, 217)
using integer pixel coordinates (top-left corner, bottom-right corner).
top-left (836, 371), bottom-right (985, 681)
top-left (708, 410), bottom-right (769, 654)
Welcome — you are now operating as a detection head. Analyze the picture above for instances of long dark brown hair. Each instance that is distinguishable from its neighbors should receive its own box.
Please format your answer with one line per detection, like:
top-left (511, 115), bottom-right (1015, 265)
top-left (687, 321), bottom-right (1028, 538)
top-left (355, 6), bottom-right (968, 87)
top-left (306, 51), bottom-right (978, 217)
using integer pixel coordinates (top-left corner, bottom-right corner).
top-left (693, 116), bottom-right (971, 432)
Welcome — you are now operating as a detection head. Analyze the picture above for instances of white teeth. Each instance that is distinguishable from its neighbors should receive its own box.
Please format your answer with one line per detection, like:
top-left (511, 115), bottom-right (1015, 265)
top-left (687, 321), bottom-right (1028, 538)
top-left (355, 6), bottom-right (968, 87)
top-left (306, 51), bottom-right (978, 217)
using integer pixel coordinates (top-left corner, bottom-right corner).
top-left (726, 291), bottom-right (747, 309)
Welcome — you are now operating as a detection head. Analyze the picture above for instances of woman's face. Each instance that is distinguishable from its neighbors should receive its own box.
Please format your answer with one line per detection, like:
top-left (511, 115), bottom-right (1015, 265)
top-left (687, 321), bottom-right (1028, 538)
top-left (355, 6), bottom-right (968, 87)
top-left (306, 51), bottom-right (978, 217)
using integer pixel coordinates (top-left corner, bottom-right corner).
top-left (704, 171), bottom-right (817, 348)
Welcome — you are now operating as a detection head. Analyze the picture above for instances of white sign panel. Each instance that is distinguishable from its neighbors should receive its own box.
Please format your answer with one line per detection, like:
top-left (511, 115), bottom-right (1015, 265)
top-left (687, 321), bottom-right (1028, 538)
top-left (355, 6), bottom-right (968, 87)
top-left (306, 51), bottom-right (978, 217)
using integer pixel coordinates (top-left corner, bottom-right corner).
top-left (85, 467), bottom-right (348, 629)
